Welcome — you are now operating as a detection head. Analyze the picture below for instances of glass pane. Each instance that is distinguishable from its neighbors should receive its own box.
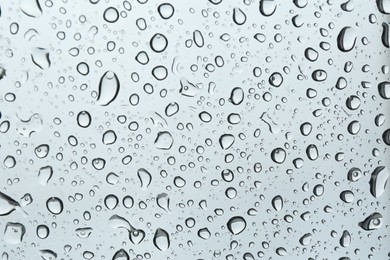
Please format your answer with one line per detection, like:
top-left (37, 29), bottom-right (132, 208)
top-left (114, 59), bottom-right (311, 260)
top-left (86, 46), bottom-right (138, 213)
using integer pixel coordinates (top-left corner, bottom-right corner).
top-left (0, 0), bottom-right (389, 259)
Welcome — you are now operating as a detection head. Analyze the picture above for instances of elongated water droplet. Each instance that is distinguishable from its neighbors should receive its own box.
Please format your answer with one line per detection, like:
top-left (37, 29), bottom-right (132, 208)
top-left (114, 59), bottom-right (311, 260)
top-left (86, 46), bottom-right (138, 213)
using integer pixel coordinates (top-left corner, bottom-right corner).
top-left (369, 166), bottom-right (389, 198)
top-left (272, 195), bottom-right (283, 211)
top-left (38, 166), bottom-right (53, 185)
top-left (97, 71), bottom-right (120, 106)
top-left (232, 8), bottom-right (246, 25)
top-left (19, 0), bottom-right (42, 17)
top-left (77, 111), bottom-right (92, 128)
top-left (137, 168), bottom-right (152, 189)
top-left (31, 48), bottom-right (50, 69)
top-left (337, 27), bottom-right (357, 52)
top-left (156, 193), bottom-right (170, 212)
top-left (153, 228), bottom-right (170, 251)
top-left (359, 212), bottom-right (382, 231)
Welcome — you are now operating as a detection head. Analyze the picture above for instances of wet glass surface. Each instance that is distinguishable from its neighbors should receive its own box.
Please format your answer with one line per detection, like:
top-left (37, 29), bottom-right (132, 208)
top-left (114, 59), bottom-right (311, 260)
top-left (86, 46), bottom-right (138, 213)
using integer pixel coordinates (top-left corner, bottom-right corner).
top-left (0, 0), bottom-right (389, 259)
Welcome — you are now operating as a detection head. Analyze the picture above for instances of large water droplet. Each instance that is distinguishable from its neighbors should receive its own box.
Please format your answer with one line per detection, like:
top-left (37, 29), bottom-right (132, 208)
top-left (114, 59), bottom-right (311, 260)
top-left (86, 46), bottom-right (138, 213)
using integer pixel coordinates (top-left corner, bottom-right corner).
top-left (137, 168), bottom-right (152, 189)
top-left (271, 148), bottom-right (286, 164)
top-left (369, 166), bottom-right (389, 198)
top-left (150, 33), bottom-right (168, 53)
top-left (227, 216), bottom-right (246, 235)
top-left (337, 27), bottom-right (357, 52)
top-left (259, 0), bottom-right (277, 16)
top-left (154, 131), bottom-right (174, 150)
top-left (232, 8), bottom-right (246, 25)
top-left (103, 7), bottom-right (119, 23)
top-left (153, 228), bottom-right (170, 251)
top-left (19, 0), bottom-right (42, 17)
top-left (46, 197), bottom-right (63, 215)
top-left (97, 71), bottom-right (120, 106)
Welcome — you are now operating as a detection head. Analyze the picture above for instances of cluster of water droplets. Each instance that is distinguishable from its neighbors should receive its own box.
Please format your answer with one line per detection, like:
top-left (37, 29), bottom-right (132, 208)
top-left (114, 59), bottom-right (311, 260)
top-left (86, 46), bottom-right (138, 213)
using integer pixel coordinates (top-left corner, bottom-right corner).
top-left (0, 0), bottom-right (389, 259)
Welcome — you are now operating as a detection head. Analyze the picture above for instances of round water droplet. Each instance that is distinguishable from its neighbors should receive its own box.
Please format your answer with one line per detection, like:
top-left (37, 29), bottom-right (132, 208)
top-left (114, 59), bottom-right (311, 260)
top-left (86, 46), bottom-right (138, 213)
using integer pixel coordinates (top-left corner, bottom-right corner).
top-left (46, 197), bottom-right (63, 215)
top-left (271, 148), bottom-right (286, 164)
top-left (158, 3), bottom-right (174, 19)
top-left (102, 130), bottom-right (117, 145)
top-left (269, 72), bottom-right (283, 87)
top-left (36, 225), bottom-right (49, 239)
top-left (150, 33), bottom-right (168, 53)
top-left (152, 65), bottom-right (168, 80)
top-left (103, 7), bottom-right (119, 23)
top-left (227, 216), bottom-right (246, 235)
top-left (34, 144), bottom-right (49, 159)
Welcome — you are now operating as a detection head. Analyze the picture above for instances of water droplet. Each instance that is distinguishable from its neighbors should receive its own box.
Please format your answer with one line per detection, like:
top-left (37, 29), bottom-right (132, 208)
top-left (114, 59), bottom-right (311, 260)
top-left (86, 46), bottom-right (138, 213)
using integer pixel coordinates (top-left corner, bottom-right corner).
top-left (46, 197), bottom-right (63, 215)
top-left (369, 166), bottom-right (389, 198)
top-left (197, 227), bottom-right (211, 240)
top-left (312, 69), bottom-right (327, 81)
top-left (137, 168), bottom-right (152, 189)
top-left (34, 144), bottom-right (50, 159)
top-left (153, 228), bottom-right (170, 251)
top-left (337, 27), bottom-right (357, 52)
top-left (347, 167), bottom-right (362, 182)
top-left (102, 130), bottom-right (117, 145)
top-left (219, 134), bottom-right (235, 150)
top-left (3, 222), bottom-right (25, 244)
top-left (340, 190), bottom-right (354, 203)
top-left (77, 111), bottom-right (92, 128)
top-left (269, 72), bottom-right (283, 87)
top-left (377, 0), bottom-right (390, 14)
top-left (193, 30), bottom-right (204, 47)
top-left (259, 0), bottom-right (277, 16)
top-left (304, 48), bottom-right (318, 62)
top-left (37, 225), bottom-right (49, 239)
top-left (19, 0), bottom-right (42, 17)
top-left (31, 48), bottom-right (50, 69)
top-left (154, 131), bottom-right (174, 150)
top-left (97, 71), bottom-right (120, 106)
top-left (104, 194), bottom-right (119, 210)
top-left (150, 33), bottom-right (168, 53)
top-left (152, 65), bottom-right (168, 80)
top-left (227, 216), bottom-right (246, 235)
top-left (271, 148), bottom-right (286, 164)
top-left (378, 81), bottom-right (390, 99)
top-left (103, 7), bottom-right (119, 23)
top-left (38, 166), bottom-right (53, 185)
top-left (271, 195), bottom-right (283, 211)
top-left (232, 8), bottom-right (246, 25)
top-left (229, 87), bottom-right (244, 105)
top-left (112, 249), bottom-right (129, 260)
top-left (158, 3), bottom-right (174, 19)
top-left (358, 212), bottom-right (383, 231)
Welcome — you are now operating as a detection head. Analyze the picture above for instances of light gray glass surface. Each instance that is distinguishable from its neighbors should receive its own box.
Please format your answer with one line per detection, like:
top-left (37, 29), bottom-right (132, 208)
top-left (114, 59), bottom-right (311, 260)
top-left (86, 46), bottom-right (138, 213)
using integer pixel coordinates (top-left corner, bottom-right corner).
top-left (0, 0), bottom-right (389, 259)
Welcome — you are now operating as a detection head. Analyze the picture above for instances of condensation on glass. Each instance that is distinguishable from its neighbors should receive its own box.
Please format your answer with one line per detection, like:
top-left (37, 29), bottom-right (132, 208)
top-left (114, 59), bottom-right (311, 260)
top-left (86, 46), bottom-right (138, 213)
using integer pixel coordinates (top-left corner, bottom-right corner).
top-left (0, 0), bottom-right (389, 259)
